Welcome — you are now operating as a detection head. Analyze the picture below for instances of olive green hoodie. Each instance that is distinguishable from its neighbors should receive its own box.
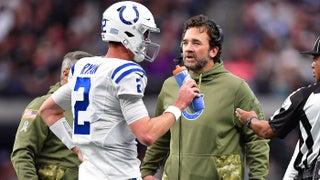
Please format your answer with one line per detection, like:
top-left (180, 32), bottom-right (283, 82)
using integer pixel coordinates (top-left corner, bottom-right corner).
top-left (11, 82), bottom-right (80, 180)
top-left (141, 61), bottom-right (269, 180)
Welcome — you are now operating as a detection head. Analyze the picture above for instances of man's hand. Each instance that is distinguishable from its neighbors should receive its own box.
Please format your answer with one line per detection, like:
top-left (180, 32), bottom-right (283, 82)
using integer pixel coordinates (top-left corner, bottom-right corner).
top-left (236, 108), bottom-right (275, 138)
top-left (235, 108), bottom-right (258, 125)
top-left (174, 79), bottom-right (200, 111)
top-left (72, 147), bottom-right (83, 162)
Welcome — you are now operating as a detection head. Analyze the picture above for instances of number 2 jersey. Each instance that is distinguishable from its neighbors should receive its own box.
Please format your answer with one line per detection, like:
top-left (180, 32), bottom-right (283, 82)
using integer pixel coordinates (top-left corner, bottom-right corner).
top-left (51, 56), bottom-right (149, 179)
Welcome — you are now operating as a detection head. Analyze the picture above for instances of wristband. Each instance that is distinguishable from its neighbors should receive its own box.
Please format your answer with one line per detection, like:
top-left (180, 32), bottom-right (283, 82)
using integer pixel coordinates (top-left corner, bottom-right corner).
top-left (49, 117), bottom-right (75, 149)
top-left (246, 116), bottom-right (258, 129)
top-left (164, 105), bottom-right (181, 121)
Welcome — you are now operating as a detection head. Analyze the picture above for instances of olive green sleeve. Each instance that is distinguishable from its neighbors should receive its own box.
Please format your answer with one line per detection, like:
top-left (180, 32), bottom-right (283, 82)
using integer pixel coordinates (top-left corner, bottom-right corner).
top-left (140, 131), bottom-right (171, 177)
top-left (141, 86), bottom-right (171, 177)
top-left (235, 81), bottom-right (270, 179)
top-left (11, 97), bottom-right (49, 180)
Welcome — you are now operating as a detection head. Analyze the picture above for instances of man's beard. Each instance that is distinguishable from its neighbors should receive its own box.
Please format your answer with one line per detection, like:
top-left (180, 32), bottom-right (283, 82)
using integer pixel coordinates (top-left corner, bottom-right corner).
top-left (184, 55), bottom-right (210, 72)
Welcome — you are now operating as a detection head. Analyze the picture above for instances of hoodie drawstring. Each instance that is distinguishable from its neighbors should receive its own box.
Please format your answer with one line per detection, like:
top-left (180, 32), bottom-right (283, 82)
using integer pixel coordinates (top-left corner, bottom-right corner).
top-left (198, 73), bottom-right (202, 90)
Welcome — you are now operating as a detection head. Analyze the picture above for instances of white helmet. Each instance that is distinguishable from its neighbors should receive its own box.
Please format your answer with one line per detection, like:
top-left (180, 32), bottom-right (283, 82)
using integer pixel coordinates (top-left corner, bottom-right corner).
top-left (101, 1), bottom-right (160, 62)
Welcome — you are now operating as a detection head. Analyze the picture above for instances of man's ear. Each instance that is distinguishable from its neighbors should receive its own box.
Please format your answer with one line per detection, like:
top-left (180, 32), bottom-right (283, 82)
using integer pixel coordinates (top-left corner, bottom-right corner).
top-left (63, 69), bottom-right (69, 77)
top-left (62, 69), bottom-right (70, 84)
top-left (209, 47), bottom-right (219, 59)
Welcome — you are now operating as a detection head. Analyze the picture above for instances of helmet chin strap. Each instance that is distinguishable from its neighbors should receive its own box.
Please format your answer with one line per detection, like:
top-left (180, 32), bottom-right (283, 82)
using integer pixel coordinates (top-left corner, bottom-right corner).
top-left (133, 53), bottom-right (145, 62)
top-left (133, 42), bottom-right (146, 62)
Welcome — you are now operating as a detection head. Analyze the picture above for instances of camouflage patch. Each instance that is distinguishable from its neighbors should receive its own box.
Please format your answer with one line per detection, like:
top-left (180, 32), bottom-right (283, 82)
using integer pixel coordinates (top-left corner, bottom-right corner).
top-left (38, 164), bottom-right (66, 180)
top-left (213, 154), bottom-right (241, 180)
top-left (23, 109), bottom-right (38, 119)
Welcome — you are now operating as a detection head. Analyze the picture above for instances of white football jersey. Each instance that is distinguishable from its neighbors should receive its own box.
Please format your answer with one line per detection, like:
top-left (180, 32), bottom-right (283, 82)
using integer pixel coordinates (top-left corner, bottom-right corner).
top-left (52, 56), bottom-right (149, 179)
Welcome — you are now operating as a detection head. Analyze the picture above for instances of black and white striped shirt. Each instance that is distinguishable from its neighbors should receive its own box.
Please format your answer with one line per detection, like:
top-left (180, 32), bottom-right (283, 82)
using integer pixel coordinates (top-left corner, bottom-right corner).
top-left (269, 83), bottom-right (320, 174)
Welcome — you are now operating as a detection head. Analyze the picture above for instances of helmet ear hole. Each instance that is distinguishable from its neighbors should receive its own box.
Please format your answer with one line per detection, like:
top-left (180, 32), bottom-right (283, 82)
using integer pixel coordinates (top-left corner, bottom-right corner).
top-left (125, 32), bottom-right (134, 37)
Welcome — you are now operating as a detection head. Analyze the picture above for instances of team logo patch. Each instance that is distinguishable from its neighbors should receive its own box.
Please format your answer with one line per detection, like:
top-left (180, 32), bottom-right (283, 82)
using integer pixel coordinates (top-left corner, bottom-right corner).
top-left (119, 5), bottom-right (139, 25)
top-left (182, 94), bottom-right (204, 120)
top-left (23, 109), bottom-right (37, 119)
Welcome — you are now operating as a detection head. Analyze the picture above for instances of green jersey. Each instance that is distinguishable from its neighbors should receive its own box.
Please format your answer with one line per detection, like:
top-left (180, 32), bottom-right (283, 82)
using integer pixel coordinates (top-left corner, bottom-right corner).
top-left (11, 82), bottom-right (80, 180)
top-left (141, 61), bottom-right (270, 180)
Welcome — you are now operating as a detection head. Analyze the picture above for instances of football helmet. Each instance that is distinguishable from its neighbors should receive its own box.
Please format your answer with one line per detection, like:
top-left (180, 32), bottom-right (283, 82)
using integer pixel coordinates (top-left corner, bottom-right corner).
top-left (101, 1), bottom-right (160, 62)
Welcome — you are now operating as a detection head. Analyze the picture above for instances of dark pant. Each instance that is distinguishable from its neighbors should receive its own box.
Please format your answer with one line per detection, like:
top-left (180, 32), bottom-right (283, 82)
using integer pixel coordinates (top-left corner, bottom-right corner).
top-left (296, 159), bottom-right (320, 180)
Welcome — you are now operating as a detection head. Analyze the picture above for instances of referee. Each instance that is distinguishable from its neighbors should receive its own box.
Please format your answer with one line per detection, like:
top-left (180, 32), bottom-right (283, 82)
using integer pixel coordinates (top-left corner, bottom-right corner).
top-left (235, 35), bottom-right (320, 180)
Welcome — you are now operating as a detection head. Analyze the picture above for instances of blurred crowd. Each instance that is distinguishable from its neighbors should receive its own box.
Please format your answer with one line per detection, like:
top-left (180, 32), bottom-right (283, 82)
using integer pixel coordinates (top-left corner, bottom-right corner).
top-left (0, 0), bottom-right (320, 179)
top-left (0, 0), bottom-right (319, 98)
top-left (223, 0), bottom-right (320, 99)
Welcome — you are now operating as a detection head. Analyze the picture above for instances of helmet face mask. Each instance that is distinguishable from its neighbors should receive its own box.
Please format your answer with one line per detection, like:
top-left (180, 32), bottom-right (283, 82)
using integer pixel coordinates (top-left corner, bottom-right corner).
top-left (101, 1), bottom-right (160, 62)
top-left (136, 24), bottom-right (160, 62)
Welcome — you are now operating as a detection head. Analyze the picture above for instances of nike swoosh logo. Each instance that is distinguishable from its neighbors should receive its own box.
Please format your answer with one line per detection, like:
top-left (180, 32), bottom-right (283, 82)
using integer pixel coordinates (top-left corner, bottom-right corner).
top-left (135, 73), bottom-right (144, 78)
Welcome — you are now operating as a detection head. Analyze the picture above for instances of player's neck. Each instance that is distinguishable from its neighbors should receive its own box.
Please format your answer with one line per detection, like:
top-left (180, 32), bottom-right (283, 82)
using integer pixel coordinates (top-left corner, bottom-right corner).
top-left (105, 45), bottom-right (134, 60)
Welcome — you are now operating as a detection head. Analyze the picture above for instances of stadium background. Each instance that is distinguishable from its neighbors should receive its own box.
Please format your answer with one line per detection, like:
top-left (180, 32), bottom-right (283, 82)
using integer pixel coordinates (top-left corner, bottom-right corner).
top-left (0, 0), bottom-right (319, 179)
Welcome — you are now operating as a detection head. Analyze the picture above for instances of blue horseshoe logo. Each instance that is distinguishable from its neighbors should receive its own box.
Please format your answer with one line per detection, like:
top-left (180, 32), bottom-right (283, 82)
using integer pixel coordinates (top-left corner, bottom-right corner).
top-left (182, 94), bottom-right (204, 121)
top-left (119, 5), bottom-right (139, 25)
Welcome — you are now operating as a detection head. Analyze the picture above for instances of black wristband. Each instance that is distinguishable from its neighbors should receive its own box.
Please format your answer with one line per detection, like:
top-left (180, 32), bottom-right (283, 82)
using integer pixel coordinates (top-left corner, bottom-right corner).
top-left (245, 116), bottom-right (258, 129)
